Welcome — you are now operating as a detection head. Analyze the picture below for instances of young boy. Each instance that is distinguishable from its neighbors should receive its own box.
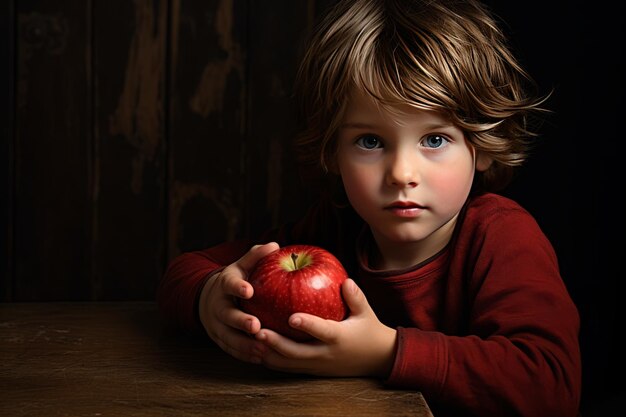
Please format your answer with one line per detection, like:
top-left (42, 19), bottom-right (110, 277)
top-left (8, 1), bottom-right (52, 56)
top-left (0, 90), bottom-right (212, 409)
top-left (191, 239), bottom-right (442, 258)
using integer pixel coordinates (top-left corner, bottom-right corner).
top-left (158, 1), bottom-right (581, 415)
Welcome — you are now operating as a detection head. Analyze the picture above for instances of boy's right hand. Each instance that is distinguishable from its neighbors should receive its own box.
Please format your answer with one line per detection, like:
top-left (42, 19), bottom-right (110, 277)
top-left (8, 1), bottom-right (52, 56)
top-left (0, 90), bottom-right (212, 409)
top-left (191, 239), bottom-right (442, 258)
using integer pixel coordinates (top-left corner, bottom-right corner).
top-left (198, 242), bottom-right (279, 364)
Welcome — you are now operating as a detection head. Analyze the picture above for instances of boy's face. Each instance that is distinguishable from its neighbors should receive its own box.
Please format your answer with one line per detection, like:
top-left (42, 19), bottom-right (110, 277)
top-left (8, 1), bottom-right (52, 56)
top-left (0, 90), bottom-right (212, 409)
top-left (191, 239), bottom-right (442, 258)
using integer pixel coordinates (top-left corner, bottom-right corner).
top-left (336, 91), bottom-right (484, 266)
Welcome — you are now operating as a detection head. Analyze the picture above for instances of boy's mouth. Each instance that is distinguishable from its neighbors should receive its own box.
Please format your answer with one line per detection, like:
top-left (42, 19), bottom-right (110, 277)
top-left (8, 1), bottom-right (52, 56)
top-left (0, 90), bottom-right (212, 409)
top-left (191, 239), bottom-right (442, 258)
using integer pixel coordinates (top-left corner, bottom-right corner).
top-left (384, 201), bottom-right (426, 218)
top-left (385, 201), bottom-right (424, 209)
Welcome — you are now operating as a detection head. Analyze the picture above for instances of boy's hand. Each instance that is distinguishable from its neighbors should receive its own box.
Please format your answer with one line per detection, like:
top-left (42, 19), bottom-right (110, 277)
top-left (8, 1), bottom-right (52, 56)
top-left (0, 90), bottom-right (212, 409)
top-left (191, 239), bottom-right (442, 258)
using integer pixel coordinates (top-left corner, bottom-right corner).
top-left (254, 278), bottom-right (397, 377)
top-left (198, 242), bottom-right (279, 364)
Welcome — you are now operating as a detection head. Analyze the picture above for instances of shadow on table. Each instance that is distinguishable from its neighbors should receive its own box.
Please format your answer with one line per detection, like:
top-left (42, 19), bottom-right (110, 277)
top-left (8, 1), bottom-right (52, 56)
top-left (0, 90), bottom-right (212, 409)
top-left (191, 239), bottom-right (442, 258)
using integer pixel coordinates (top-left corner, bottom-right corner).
top-left (126, 305), bottom-right (329, 386)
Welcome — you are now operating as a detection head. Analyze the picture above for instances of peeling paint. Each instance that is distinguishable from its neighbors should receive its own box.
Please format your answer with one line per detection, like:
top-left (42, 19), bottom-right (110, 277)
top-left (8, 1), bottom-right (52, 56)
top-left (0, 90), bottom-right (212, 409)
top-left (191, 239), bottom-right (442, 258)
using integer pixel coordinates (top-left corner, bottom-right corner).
top-left (189, 0), bottom-right (244, 119)
top-left (109, 0), bottom-right (167, 194)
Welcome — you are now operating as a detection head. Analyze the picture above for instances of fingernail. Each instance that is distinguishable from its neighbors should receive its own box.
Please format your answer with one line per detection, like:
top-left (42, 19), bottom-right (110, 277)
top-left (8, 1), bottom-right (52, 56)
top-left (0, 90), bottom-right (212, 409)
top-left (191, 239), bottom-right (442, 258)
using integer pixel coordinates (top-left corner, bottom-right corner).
top-left (240, 286), bottom-right (248, 297)
top-left (291, 317), bottom-right (302, 327)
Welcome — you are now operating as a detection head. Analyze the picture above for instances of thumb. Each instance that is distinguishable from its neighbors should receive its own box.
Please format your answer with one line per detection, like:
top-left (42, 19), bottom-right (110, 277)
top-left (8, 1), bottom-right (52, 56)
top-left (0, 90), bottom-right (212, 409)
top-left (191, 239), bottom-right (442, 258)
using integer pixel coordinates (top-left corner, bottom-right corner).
top-left (235, 242), bottom-right (280, 276)
top-left (342, 278), bottom-right (372, 316)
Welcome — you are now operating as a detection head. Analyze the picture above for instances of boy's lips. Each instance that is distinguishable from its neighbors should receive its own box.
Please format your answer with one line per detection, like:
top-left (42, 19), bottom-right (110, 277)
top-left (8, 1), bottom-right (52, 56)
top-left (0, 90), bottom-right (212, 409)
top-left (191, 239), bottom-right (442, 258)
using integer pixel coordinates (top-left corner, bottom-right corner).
top-left (384, 201), bottom-right (426, 218)
top-left (385, 201), bottom-right (425, 209)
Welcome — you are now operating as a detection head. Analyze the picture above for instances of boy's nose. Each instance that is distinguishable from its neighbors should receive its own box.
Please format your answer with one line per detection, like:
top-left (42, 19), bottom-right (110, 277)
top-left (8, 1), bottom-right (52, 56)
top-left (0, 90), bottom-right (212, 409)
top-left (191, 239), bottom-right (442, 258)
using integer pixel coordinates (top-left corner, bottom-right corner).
top-left (386, 153), bottom-right (419, 188)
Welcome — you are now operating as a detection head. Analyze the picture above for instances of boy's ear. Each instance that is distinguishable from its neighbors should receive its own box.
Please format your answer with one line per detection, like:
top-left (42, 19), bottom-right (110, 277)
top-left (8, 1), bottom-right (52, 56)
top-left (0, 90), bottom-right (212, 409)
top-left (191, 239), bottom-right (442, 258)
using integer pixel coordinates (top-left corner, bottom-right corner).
top-left (475, 152), bottom-right (493, 172)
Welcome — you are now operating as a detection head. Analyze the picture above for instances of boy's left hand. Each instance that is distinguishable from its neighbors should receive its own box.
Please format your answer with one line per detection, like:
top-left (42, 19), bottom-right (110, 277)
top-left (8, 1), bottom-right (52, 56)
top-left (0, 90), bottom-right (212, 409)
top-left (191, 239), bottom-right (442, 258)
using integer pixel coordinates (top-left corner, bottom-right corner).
top-left (254, 278), bottom-right (397, 377)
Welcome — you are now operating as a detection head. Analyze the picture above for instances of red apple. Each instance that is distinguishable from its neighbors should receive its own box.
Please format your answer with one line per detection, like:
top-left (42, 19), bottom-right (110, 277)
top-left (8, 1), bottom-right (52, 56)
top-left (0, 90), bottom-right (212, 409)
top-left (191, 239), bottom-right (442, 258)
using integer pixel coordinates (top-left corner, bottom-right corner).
top-left (240, 244), bottom-right (348, 341)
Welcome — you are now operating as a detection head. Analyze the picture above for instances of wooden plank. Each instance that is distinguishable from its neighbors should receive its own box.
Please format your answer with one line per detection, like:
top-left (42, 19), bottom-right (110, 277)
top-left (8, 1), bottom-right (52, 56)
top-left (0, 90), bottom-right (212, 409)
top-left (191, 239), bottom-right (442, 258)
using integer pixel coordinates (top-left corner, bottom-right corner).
top-left (92, 0), bottom-right (168, 300)
top-left (14, 0), bottom-right (92, 300)
top-left (244, 1), bottom-right (315, 239)
top-left (0, 0), bottom-right (15, 301)
top-left (167, 0), bottom-right (248, 259)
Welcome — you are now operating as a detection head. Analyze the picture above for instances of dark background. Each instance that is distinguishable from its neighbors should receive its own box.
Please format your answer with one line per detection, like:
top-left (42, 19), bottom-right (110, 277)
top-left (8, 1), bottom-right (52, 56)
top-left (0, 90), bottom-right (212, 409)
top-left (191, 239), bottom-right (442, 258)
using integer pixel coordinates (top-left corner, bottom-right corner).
top-left (1, 0), bottom-right (624, 414)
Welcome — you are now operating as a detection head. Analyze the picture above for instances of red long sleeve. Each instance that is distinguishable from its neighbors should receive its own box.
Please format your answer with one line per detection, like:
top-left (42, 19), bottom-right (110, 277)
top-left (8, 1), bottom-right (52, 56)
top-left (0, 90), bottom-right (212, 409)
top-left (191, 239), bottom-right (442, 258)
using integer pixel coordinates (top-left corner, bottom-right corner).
top-left (157, 239), bottom-right (253, 333)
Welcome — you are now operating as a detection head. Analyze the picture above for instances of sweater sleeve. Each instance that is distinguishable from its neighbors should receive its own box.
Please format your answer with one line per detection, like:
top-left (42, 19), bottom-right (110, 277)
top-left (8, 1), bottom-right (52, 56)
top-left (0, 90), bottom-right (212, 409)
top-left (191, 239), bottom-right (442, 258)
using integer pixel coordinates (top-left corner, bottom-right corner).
top-left (386, 203), bottom-right (581, 417)
top-left (157, 239), bottom-right (254, 334)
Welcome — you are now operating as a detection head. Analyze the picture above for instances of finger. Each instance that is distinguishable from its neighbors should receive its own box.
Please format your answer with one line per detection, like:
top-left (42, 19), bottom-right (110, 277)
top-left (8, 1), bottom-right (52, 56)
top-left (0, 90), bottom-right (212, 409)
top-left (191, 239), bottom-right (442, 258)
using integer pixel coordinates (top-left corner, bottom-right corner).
top-left (288, 313), bottom-right (339, 344)
top-left (222, 242), bottom-right (280, 299)
top-left (235, 242), bottom-right (280, 276)
top-left (217, 269), bottom-right (255, 300)
top-left (217, 303), bottom-right (261, 335)
top-left (199, 274), bottom-right (261, 334)
top-left (342, 278), bottom-right (371, 316)
top-left (255, 328), bottom-right (322, 359)
top-left (211, 324), bottom-right (266, 364)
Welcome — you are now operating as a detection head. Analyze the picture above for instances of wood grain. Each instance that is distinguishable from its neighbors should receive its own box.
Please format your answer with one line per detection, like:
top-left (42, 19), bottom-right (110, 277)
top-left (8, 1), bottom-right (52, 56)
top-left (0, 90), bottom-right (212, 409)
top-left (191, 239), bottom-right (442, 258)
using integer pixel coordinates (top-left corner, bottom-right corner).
top-left (91, 0), bottom-right (168, 300)
top-left (14, 1), bottom-right (92, 300)
top-left (245, 0), bottom-right (314, 238)
top-left (0, 302), bottom-right (434, 417)
top-left (167, 0), bottom-right (248, 258)
top-left (0, 0), bottom-right (15, 301)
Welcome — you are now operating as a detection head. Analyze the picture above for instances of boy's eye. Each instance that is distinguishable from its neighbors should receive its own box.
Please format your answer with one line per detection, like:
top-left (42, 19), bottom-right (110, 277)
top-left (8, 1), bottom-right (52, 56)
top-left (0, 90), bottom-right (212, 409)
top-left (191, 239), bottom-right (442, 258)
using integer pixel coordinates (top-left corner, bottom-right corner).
top-left (422, 135), bottom-right (447, 148)
top-left (355, 135), bottom-right (382, 150)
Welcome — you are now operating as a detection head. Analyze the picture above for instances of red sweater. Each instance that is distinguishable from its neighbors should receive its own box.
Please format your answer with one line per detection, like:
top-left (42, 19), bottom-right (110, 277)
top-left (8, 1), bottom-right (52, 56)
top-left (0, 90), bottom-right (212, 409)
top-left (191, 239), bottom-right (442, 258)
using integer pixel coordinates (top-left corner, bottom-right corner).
top-left (158, 193), bottom-right (581, 417)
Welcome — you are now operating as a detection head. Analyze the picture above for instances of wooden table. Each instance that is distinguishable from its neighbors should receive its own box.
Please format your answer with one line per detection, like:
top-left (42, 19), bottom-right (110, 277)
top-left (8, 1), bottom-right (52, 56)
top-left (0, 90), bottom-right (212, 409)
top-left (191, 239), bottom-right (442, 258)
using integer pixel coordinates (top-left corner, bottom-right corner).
top-left (0, 302), bottom-right (433, 416)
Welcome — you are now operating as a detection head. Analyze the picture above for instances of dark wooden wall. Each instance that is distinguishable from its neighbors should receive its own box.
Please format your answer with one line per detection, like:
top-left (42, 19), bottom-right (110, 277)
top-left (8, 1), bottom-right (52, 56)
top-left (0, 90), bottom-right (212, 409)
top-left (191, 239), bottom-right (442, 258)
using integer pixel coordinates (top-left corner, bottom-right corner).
top-left (1, 1), bottom-right (625, 412)
top-left (1, 0), bottom-right (335, 302)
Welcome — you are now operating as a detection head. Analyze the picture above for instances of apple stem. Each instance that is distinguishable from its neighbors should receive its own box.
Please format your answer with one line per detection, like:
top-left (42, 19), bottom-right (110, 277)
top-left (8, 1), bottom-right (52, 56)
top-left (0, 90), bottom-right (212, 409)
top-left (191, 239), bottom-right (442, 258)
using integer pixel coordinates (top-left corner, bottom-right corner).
top-left (291, 253), bottom-right (298, 270)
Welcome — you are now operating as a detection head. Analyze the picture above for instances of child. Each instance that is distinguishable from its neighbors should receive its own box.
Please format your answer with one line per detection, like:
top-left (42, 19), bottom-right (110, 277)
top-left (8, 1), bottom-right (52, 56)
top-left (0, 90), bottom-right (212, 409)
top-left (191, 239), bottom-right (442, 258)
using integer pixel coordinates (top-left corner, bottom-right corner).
top-left (158, 0), bottom-right (581, 416)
